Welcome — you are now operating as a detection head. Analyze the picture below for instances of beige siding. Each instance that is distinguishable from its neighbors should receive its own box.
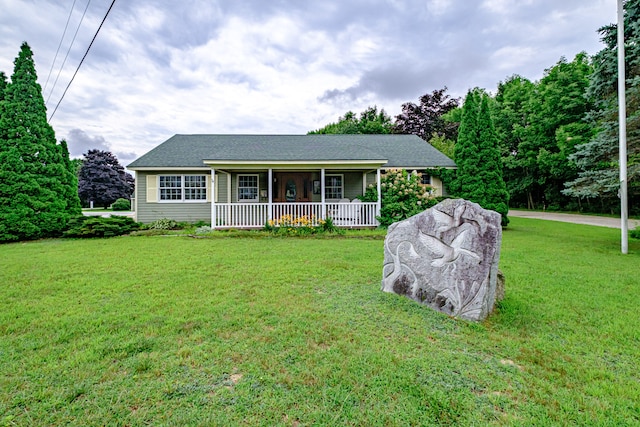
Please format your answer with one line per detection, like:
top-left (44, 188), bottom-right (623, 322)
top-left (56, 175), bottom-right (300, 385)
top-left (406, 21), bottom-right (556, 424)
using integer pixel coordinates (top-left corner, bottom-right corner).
top-left (431, 176), bottom-right (445, 196)
top-left (229, 172), bottom-right (268, 202)
top-left (365, 172), bottom-right (377, 192)
top-left (343, 172), bottom-right (363, 200)
top-left (136, 171), bottom-right (211, 223)
top-left (311, 172), bottom-right (322, 202)
top-left (216, 172), bottom-right (229, 202)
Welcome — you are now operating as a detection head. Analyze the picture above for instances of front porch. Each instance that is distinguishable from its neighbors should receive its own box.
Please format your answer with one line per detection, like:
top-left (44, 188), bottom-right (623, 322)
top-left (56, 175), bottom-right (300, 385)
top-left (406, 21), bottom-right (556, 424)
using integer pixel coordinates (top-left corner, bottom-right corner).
top-left (213, 201), bottom-right (379, 229)
top-left (209, 166), bottom-right (383, 229)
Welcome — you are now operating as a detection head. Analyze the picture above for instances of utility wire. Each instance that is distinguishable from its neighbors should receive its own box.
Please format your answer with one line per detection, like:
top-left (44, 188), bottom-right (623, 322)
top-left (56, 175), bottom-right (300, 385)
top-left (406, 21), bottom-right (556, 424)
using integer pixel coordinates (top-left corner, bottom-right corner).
top-left (43, 0), bottom-right (78, 95)
top-left (46, 0), bottom-right (92, 107)
top-left (48, 0), bottom-right (117, 122)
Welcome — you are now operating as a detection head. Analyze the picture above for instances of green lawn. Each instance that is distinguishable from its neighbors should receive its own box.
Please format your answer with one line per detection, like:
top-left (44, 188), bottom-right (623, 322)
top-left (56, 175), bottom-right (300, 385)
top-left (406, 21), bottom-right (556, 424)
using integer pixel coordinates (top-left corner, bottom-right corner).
top-left (1, 218), bottom-right (639, 426)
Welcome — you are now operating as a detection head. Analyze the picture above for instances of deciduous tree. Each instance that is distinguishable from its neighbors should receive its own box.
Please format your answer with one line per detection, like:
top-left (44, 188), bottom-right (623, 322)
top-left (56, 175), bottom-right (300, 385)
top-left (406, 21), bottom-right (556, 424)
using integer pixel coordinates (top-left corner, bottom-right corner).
top-left (78, 149), bottom-right (134, 208)
top-left (564, 0), bottom-right (640, 214)
top-left (394, 87), bottom-right (460, 142)
top-left (493, 54), bottom-right (595, 210)
top-left (309, 106), bottom-right (393, 134)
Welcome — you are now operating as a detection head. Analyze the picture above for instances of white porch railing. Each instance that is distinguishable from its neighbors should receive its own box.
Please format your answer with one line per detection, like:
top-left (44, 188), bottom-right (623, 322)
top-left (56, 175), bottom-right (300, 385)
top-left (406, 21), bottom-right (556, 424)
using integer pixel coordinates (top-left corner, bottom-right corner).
top-left (214, 202), bottom-right (378, 229)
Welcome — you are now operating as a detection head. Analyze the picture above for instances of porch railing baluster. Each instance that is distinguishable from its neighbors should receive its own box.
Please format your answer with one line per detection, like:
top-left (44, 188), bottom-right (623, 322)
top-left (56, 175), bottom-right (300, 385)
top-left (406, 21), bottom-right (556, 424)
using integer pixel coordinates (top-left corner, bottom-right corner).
top-left (214, 202), bottom-right (377, 229)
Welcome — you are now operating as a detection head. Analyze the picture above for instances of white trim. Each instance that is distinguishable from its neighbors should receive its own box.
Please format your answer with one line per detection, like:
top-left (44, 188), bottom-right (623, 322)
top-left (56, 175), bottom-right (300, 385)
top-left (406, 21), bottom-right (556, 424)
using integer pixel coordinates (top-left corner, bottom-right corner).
top-left (387, 165), bottom-right (457, 170)
top-left (203, 160), bottom-right (387, 170)
top-left (376, 169), bottom-right (381, 226)
top-left (129, 167), bottom-right (211, 171)
top-left (214, 202), bottom-right (378, 229)
top-left (158, 174), bottom-right (208, 203)
top-left (211, 169), bottom-right (216, 229)
top-left (268, 169), bottom-right (273, 222)
top-left (362, 171), bottom-right (367, 195)
top-left (321, 168), bottom-right (326, 219)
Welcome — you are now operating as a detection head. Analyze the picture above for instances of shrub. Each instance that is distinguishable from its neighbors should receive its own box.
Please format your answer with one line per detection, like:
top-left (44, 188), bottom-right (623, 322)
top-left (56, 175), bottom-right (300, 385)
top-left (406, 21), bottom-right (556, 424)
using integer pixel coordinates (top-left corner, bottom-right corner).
top-left (63, 216), bottom-right (140, 238)
top-left (143, 218), bottom-right (180, 230)
top-left (361, 169), bottom-right (437, 227)
top-left (265, 215), bottom-right (343, 236)
top-left (111, 198), bottom-right (131, 211)
top-left (195, 226), bottom-right (213, 235)
top-left (631, 226), bottom-right (640, 240)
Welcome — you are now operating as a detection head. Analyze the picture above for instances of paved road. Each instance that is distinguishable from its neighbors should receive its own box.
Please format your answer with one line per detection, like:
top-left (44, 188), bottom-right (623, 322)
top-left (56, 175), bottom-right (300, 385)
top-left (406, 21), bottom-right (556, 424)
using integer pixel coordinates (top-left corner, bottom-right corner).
top-left (510, 209), bottom-right (640, 229)
top-left (82, 210), bottom-right (638, 229)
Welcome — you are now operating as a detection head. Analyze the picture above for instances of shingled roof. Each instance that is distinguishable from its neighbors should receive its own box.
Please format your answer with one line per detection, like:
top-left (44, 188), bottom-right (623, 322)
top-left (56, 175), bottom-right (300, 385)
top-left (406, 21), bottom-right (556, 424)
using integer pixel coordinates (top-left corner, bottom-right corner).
top-left (127, 134), bottom-right (456, 169)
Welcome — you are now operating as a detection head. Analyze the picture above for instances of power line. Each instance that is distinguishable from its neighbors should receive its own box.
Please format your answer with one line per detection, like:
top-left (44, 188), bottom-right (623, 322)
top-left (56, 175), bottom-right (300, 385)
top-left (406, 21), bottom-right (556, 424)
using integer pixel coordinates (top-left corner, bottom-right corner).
top-left (43, 0), bottom-right (78, 94)
top-left (48, 0), bottom-right (117, 122)
top-left (46, 0), bottom-right (92, 107)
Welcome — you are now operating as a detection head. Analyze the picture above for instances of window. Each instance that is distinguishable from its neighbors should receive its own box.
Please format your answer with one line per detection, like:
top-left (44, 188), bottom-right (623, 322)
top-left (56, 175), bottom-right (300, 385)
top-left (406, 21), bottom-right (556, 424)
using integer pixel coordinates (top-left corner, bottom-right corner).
top-left (184, 175), bottom-right (207, 200)
top-left (159, 175), bottom-right (207, 201)
top-left (238, 174), bottom-right (259, 201)
top-left (325, 174), bottom-right (343, 199)
top-left (420, 172), bottom-right (431, 185)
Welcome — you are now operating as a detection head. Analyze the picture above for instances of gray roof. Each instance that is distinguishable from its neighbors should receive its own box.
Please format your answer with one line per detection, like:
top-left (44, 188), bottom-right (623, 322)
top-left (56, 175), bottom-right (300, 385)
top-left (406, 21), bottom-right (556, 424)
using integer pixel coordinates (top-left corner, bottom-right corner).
top-left (127, 134), bottom-right (456, 169)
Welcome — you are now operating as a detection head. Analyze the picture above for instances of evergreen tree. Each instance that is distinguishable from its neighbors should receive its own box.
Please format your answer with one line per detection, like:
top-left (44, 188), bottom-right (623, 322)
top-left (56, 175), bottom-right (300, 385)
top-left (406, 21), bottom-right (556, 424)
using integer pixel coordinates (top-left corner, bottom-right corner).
top-left (78, 150), bottom-right (134, 208)
top-left (452, 90), bottom-right (481, 197)
top-left (0, 72), bottom-right (6, 141)
top-left (0, 71), bottom-right (7, 102)
top-left (564, 0), bottom-right (640, 214)
top-left (0, 42), bottom-right (75, 241)
top-left (476, 94), bottom-right (510, 224)
top-left (453, 90), bottom-right (509, 225)
top-left (59, 139), bottom-right (82, 215)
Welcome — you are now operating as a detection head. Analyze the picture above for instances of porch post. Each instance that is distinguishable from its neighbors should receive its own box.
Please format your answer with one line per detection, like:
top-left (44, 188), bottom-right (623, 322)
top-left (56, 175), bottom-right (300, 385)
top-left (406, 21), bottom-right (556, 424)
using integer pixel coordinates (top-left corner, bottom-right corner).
top-left (211, 168), bottom-right (216, 230)
top-left (268, 168), bottom-right (273, 223)
top-left (362, 172), bottom-right (367, 194)
top-left (376, 168), bottom-right (381, 226)
top-left (321, 168), bottom-right (326, 219)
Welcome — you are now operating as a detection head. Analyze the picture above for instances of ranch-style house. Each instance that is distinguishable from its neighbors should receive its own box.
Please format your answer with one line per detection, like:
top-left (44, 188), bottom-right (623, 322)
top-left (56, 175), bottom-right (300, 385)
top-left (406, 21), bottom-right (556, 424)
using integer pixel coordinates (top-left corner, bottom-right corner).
top-left (127, 134), bottom-right (456, 228)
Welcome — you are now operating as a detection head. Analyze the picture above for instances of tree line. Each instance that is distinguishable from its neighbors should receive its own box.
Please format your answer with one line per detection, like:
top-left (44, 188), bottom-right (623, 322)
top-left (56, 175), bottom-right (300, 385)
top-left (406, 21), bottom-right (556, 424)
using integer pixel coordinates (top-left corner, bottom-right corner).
top-left (311, 0), bottom-right (640, 216)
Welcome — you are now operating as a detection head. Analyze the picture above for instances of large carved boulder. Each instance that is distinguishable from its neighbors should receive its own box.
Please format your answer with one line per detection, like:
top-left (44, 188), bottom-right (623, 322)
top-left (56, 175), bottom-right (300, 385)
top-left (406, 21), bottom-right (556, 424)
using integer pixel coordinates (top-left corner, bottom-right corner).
top-left (381, 198), bottom-right (503, 321)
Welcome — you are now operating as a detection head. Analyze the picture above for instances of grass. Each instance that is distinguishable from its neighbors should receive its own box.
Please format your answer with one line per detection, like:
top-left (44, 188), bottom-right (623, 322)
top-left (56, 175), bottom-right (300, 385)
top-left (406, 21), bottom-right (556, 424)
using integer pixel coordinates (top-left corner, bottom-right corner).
top-left (0, 218), bottom-right (639, 426)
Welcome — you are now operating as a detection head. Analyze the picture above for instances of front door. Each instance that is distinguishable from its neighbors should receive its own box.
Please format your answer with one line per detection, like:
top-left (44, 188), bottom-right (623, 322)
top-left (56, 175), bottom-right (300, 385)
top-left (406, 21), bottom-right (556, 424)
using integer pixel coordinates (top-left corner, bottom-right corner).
top-left (274, 173), bottom-right (312, 202)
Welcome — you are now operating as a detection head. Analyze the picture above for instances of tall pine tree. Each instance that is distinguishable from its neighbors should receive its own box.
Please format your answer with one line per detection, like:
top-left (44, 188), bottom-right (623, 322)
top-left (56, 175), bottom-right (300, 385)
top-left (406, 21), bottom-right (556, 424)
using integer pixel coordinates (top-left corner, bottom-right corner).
top-left (476, 94), bottom-right (510, 224)
top-left (452, 90), bottom-right (481, 197)
top-left (59, 139), bottom-right (82, 214)
top-left (0, 72), bottom-right (7, 102)
top-left (0, 42), bottom-right (80, 242)
top-left (453, 90), bottom-right (510, 225)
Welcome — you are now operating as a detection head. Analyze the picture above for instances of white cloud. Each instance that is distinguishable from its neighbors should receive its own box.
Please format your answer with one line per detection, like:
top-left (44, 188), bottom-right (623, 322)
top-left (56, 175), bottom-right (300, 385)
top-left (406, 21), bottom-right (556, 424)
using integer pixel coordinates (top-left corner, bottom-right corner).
top-left (0, 0), bottom-right (618, 160)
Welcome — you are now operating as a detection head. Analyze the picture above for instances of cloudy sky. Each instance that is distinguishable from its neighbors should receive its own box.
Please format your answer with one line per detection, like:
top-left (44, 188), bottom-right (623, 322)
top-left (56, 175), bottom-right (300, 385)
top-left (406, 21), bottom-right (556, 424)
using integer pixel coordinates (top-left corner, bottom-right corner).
top-left (0, 0), bottom-right (617, 165)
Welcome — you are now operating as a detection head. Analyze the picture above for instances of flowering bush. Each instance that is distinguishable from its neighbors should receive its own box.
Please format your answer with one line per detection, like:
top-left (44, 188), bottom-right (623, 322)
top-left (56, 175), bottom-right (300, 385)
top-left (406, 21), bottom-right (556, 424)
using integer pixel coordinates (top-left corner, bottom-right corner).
top-left (264, 214), bottom-right (341, 235)
top-left (361, 169), bottom-right (437, 227)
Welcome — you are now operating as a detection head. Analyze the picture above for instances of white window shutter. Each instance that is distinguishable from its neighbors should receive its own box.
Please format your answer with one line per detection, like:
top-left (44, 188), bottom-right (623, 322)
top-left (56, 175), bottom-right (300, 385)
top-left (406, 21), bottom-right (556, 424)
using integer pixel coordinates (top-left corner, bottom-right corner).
top-left (146, 175), bottom-right (158, 202)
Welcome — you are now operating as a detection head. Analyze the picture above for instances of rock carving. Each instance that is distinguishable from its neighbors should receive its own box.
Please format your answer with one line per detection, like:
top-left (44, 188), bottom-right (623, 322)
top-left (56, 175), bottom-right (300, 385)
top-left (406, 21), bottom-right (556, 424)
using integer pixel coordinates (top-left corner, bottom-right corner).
top-left (381, 199), bottom-right (503, 321)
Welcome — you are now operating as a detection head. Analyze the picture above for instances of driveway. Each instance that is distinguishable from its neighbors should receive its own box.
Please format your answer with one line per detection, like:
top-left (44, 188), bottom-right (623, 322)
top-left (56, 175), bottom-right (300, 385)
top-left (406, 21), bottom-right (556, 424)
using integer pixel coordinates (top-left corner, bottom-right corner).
top-left (82, 211), bottom-right (135, 218)
top-left (509, 209), bottom-right (640, 229)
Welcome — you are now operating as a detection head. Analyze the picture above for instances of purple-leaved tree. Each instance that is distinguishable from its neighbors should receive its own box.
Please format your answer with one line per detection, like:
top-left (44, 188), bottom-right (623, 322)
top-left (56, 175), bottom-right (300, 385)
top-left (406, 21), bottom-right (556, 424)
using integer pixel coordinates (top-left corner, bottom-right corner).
top-left (78, 150), bottom-right (134, 208)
